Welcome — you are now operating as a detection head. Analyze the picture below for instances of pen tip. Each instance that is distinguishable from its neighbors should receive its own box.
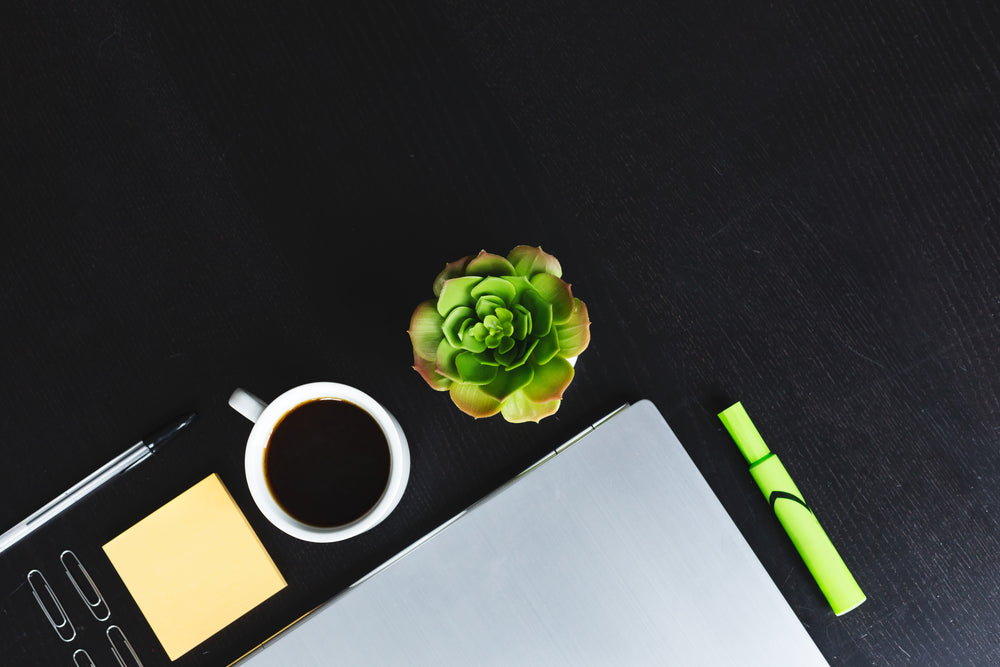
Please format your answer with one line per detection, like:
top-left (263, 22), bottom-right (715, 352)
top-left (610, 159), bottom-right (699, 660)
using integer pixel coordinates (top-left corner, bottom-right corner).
top-left (146, 412), bottom-right (198, 450)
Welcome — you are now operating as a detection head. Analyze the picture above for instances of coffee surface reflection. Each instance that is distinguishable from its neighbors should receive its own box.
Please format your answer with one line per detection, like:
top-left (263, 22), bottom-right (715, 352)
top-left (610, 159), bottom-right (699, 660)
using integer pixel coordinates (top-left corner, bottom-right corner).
top-left (264, 398), bottom-right (390, 527)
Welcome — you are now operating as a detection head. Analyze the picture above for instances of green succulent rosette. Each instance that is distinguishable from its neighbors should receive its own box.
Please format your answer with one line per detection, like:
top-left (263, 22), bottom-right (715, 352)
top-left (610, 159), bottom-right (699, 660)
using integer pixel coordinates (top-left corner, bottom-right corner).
top-left (408, 245), bottom-right (591, 423)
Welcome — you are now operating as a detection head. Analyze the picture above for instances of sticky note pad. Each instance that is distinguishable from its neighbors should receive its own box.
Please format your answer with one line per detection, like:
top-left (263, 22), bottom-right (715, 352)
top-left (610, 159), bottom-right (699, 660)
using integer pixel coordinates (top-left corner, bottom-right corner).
top-left (103, 474), bottom-right (286, 660)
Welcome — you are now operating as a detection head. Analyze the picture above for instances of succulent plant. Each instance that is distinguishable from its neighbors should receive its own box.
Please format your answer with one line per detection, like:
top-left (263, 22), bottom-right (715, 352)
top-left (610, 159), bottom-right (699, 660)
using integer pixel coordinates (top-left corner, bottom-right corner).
top-left (408, 245), bottom-right (591, 423)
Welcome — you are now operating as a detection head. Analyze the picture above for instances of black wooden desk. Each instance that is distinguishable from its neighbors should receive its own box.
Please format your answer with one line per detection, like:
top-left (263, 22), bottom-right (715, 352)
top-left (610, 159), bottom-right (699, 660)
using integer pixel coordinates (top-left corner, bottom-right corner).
top-left (2, 2), bottom-right (999, 664)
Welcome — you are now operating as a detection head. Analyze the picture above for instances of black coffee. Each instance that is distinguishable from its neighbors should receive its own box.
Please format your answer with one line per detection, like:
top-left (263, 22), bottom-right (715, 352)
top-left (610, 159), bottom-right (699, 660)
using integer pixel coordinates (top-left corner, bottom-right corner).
top-left (264, 398), bottom-right (390, 527)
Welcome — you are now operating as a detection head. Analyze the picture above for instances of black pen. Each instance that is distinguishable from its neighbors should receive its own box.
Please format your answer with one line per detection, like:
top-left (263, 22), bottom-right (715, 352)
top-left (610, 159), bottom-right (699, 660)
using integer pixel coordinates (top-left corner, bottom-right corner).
top-left (0, 413), bottom-right (196, 554)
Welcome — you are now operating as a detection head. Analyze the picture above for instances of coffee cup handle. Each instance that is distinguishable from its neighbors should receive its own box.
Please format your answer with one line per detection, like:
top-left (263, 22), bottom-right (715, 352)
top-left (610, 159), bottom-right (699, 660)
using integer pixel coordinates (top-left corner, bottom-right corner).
top-left (229, 388), bottom-right (268, 423)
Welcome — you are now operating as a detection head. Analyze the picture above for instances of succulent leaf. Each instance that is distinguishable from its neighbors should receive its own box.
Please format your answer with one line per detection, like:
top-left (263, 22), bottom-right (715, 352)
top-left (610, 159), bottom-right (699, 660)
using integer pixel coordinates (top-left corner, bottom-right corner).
top-left (407, 300), bottom-right (445, 362)
top-left (519, 288), bottom-right (552, 337)
top-left (522, 356), bottom-right (574, 403)
top-left (556, 298), bottom-right (591, 357)
top-left (449, 383), bottom-right (502, 418)
top-left (443, 306), bottom-right (474, 348)
top-left (500, 391), bottom-right (562, 423)
top-left (456, 351), bottom-right (499, 385)
top-left (505, 338), bottom-right (539, 370)
top-left (460, 334), bottom-right (487, 354)
top-left (530, 273), bottom-right (574, 324)
top-left (437, 276), bottom-right (482, 316)
top-left (432, 255), bottom-right (471, 296)
top-left (495, 344), bottom-right (517, 367)
top-left (436, 338), bottom-right (462, 381)
top-left (413, 354), bottom-right (451, 391)
top-left (458, 318), bottom-right (475, 339)
top-left (481, 364), bottom-right (534, 400)
top-left (471, 276), bottom-right (516, 304)
top-left (465, 250), bottom-right (516, 277)
top-left (507, 245), bottom-right (563, 278)
top-left (531, 328), bottom-right (560, 365)
top-left (476, 295), bottom-right (506, 320)
top-left (511, 305), bottom-right (530, 340)
top-left (499, 275), bottom-right (533, 298)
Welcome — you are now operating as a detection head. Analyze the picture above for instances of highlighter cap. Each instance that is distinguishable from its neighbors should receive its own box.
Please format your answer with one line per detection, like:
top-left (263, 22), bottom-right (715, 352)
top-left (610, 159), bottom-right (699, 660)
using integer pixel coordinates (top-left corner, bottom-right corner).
top-left (718, 402), bottom-right (770, 464)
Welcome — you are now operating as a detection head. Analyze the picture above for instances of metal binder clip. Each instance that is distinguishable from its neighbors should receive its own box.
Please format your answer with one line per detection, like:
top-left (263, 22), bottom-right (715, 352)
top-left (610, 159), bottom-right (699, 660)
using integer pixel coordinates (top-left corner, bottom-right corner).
top-left (61, 550), bottom-right (111, 621)
top-left (27, 569), bottom-right (76, 642)
top-left (73, 648), bottom-right (97, 667)
top-left (107, 625), bottom-right (143, 667)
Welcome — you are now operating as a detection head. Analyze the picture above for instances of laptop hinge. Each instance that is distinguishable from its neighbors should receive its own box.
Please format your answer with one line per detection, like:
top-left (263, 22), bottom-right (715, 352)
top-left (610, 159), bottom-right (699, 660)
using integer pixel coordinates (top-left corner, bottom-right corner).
top-left (557, 402), bottom-right (630, 453)
top-left (519, 402), bottom-right (632, 477)
top-left (349, 510), bottom-right (467, 588)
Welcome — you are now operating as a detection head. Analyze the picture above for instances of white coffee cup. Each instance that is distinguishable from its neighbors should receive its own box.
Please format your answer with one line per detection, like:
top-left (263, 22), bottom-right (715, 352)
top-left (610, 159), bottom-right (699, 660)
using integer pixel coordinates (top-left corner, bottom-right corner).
top-left (229, 382), bottom-right (409, 542)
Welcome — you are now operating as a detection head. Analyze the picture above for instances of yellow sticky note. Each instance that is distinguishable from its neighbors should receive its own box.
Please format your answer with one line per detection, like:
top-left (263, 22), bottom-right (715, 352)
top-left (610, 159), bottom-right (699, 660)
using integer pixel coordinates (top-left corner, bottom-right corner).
top-left (103, 474), bottom-right (286, 661)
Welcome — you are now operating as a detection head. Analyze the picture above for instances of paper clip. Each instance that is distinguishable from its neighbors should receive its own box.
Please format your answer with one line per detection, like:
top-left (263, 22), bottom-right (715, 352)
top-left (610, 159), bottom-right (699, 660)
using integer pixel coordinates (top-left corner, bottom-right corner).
top-left (73, 648), bottom-right (97, 667)
top-left (27, 569), bottom-right (76, 642)
top-left (61, 550), bottom-right (111, 621)
top-left (107, 625), bottom-right (143, 667)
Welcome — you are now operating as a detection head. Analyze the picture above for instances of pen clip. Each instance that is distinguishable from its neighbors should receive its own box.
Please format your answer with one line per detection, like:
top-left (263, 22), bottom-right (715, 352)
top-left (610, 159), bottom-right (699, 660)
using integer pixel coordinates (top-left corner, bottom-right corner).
top-left (27, 569), bottom-right (76, 642)
top-left (107, 625), bottom-right (143, 667)
top-left (61, 550), bottom-right (111, 621)
top-left (73, 648), bottom-right (97, 667)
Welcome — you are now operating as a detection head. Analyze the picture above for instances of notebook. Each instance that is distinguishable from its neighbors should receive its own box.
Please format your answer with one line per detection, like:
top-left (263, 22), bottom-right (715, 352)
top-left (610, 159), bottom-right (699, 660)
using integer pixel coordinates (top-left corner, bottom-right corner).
top-left (234, 400), bottom-right (828, 666)
top-left (103, 474), bottom-right (286, 661)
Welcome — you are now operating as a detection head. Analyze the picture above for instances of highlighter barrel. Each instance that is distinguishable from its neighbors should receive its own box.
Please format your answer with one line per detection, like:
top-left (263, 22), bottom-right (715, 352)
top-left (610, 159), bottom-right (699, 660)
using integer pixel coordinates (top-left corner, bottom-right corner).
top-left (718, 402), bottom-right (866, 616)
top-left (749, 452), bottom-right (866, 615)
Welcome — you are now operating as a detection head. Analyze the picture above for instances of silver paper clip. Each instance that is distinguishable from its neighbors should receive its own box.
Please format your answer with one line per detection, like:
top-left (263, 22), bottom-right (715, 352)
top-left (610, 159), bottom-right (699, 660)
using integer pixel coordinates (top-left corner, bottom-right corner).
top-left (61, 550), bottom-right (111, 621)
top-left (107, 625), bottom-right (143, 667)
top-left (27, 569), bottom-right (76, 642)
top-left (73, 648), bottom-right (97, 667)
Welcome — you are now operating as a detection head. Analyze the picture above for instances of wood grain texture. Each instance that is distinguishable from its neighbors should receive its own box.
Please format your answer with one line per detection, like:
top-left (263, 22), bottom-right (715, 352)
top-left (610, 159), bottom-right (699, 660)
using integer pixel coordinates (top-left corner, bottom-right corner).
top-left (1, 0), bottom-right (998, 664)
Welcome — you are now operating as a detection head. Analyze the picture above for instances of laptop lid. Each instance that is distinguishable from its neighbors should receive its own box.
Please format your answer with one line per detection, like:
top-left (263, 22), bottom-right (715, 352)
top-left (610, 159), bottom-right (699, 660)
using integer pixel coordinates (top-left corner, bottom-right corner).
top-left (235, 400), bottom-right (828, 666)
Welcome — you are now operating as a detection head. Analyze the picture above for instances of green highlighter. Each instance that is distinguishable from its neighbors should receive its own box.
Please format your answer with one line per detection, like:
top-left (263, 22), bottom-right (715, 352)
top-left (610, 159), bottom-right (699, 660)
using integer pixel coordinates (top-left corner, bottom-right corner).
top-left (718, 401), bottom-right (866, 616)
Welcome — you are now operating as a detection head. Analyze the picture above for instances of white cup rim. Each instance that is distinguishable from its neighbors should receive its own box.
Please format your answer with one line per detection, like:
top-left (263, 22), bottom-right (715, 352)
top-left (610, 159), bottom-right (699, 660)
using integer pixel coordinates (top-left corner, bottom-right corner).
top-left (242, 382), bottom-right (409, 542)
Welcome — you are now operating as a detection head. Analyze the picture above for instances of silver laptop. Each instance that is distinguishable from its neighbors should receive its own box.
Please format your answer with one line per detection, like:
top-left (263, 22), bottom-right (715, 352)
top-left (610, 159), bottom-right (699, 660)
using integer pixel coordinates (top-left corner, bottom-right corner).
top-left (234, 400), bottom-right (828, 666)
